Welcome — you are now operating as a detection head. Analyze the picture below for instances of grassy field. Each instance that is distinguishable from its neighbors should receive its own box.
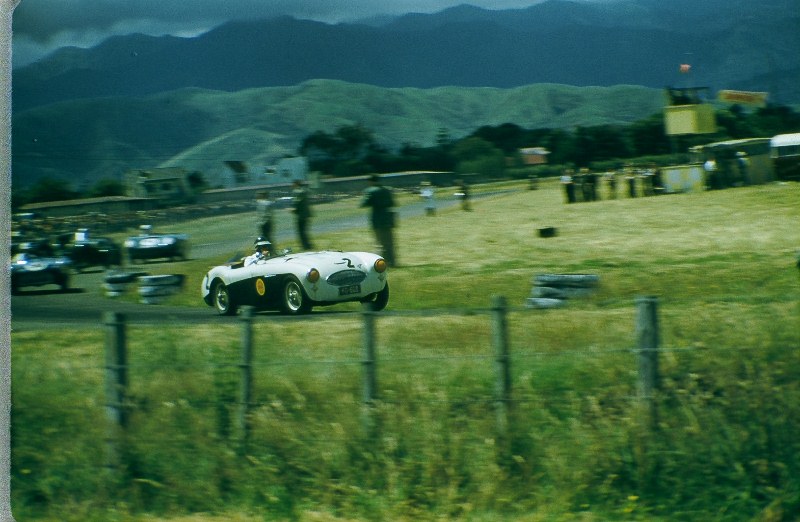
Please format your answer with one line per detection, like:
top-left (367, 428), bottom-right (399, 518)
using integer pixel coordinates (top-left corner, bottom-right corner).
top-left (11, 179), bottom-right (800, 521)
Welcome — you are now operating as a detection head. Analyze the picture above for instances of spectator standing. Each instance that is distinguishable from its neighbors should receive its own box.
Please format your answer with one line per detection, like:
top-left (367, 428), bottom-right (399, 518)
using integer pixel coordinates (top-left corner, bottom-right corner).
top-left (291, 180), bottom-right (313, 251)
top-left (625, 166), bottom-right (637, 198)
top-left (420, 181), bottom-right (436, 216)
top-left (255, 190), bottom-right (276, 246)
top-left (457, 179), bottom-right (472, 211)
top-left (579, 168), bottom-right (595, 202)
top-left (605, 171), bottom-right (617, 199)
top-left (703, 156), bottom-right (718, 190)
top-left (361, 174), bottom-right (397, 267)
top-left (736, 151), bottom-right (750, 185)
top-left (561, 169), bottom-right (576, 204)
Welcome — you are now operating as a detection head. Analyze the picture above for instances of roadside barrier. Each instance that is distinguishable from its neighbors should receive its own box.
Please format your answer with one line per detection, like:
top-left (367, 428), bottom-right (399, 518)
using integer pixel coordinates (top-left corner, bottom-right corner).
top-left (526, 273), bottom-right (599, 308)
top-left (137, 274), bottom-right (185, 304)
top-left (102, 271), bottom-right (148, 297)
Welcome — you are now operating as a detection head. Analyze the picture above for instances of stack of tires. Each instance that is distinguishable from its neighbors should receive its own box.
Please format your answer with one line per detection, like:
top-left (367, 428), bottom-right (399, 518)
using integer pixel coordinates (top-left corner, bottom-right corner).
top-left (526, 273), bottom-right (599, 309)
top-left (137, 274), bottom-right (185, 304)
top-left (103, 271), bottom-right (148, 297)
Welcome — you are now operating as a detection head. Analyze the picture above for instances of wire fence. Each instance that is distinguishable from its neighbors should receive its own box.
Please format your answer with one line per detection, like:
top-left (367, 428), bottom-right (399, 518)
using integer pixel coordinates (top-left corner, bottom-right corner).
top-left (12, 293), bottom-right (799, 510)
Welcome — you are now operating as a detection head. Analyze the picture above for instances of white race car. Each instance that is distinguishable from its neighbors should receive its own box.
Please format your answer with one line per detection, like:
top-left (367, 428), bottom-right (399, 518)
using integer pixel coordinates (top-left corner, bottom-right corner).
top-left (201, 250), bottom-right (389, 315)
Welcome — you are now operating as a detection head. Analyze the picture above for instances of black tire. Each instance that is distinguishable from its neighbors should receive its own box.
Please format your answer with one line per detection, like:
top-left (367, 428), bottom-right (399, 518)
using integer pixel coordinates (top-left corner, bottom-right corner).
top-left (281, 277), bottom-right (312, 315)
top-left (57, 272), bottom-right (70, 292)
top-left (362, 283), bottom-right (389, 311)
top-left (212, 281), bottom-right (238, 316)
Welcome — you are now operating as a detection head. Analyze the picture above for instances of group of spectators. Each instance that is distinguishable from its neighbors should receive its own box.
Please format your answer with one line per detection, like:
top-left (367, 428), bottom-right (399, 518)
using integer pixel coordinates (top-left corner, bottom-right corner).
top-left (560, 166), bottom-right (665, 204)
top-left (254, 175), bottom-right (399, 268)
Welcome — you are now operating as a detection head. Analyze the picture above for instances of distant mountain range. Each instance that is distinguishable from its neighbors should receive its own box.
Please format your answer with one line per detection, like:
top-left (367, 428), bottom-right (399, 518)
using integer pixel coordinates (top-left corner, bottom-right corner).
top-left (13, 0), bottom-right (800, 111)
top-left (11, 81), bottom-right (665, 190)
top-left (10, 0), bottom-right (800, 190)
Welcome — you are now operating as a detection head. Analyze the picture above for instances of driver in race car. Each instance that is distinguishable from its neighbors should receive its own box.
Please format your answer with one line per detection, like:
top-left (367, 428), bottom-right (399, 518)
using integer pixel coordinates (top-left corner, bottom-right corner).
top-left (244, 237), bottom-right (273, 265)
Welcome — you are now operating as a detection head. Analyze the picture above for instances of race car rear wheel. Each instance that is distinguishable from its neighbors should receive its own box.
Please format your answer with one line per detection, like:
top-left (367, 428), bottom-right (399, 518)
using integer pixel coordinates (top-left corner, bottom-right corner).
top-left (281, 277), bottom-right (312, 315)
top-left (57, 272), bottom-right (70, 292)
top-left (213, 281), bottom-right (238, 316)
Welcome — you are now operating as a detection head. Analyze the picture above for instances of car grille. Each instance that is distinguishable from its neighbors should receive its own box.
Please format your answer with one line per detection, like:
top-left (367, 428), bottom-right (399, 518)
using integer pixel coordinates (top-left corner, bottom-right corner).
top-left (326, 269), bottom-right (366, 286)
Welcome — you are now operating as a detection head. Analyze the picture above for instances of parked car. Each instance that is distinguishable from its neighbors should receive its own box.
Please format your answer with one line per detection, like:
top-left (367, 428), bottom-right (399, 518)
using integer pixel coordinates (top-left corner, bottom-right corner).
top-left (10, 253), bottom-right (72, 294)
top-left (202, 250), bottom-right (389, 315)
top-left (68, 237), bottom-right (123, 271)
top-left (124, 225), bottom-right (189, 263)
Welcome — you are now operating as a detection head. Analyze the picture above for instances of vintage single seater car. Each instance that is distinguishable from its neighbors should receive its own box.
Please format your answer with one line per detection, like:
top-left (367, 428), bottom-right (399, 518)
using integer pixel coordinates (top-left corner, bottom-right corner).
top-left (10, 253), bottom-right (72, 294)
top-left (124, 226), bottom-right (189, 263)
top-left (202, 250), bottom-right (389, 315)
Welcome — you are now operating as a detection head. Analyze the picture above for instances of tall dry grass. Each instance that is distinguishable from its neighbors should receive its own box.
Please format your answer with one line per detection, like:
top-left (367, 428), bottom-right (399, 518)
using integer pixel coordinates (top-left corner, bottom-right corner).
top-left (11, 180), bottom-right (800, 521)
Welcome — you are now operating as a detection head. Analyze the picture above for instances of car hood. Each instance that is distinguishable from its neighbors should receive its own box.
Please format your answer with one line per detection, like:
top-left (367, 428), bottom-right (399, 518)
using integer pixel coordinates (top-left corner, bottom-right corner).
top-left (266, 250), bottom-right (378, 272)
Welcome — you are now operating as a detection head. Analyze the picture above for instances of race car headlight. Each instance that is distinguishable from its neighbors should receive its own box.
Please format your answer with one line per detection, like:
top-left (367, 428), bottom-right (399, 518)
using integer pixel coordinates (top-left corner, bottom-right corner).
top-left (374, 258), bottom-right (387, 273)
top-left (306, 268), bottom-right (320, 283)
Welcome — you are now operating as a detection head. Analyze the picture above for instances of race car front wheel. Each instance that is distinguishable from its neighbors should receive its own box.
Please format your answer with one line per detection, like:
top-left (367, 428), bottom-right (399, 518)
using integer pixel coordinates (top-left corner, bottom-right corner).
top-left (362, 282), bottom-right (389, 311)
top-left (213, 281), bottom-right (238, 316)
top-left (281, 277), bottom-right (312, 315)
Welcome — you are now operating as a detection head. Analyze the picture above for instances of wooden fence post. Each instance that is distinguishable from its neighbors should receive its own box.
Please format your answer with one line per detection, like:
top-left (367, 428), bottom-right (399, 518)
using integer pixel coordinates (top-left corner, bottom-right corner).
top-left (491, 295), bottom-right (511, 437)
top-left (104, 311), bottom-right (128, 471)
top-left (635, 296), bottom-right (660, 410)
top-left (361, 302), bottom-right (378, 436)
top-left (634, 296), bottom-right (661, 492)
top-left (361, 302), bottom-right (378, 405)
top-left (238, 307), bottom-right (254, 451)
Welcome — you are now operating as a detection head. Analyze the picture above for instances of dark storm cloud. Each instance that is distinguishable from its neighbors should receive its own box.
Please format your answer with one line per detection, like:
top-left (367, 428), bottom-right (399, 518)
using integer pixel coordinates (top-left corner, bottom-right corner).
top-left (14, 0), bottom-right (544, 41)
top-left (11, 0), bottom-right (543, 67)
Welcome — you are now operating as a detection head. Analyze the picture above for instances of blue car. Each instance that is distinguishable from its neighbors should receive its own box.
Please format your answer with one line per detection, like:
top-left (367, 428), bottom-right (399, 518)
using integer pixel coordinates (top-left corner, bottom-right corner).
top-left (124, 225), bottom-right (189, 263)
top-left (10, 253), bottom-right (72, 294)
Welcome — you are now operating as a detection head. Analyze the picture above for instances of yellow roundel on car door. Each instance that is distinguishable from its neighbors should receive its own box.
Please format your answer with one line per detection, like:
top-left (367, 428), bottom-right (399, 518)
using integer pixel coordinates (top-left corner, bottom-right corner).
top-left (255, 278), bottom-right (266, 296)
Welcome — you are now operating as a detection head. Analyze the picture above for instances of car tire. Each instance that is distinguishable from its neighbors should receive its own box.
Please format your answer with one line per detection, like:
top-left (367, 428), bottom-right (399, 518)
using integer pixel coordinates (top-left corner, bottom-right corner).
top-left (212, 281), bottom-right (238, 316)
top-left (281, 277), bottom-right (312, 315)
top-left (58, 273), bottom-right (70, 292)
top-left (363, 282), bottom-right (389, 311)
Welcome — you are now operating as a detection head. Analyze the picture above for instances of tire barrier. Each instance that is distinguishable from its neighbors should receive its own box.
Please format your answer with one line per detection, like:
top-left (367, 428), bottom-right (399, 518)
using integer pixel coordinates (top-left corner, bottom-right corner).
top-left (526, 273), bottom-right (599, 309)
top-left (137, 274), bottom-right (185, 304)
top-left (103, 271), bottom-right (149, 297)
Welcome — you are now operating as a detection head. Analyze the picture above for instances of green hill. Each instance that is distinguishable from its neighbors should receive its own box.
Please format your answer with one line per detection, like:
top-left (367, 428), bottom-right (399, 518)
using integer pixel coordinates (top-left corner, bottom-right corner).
top-left (12, 80), bottom-right (665, 189)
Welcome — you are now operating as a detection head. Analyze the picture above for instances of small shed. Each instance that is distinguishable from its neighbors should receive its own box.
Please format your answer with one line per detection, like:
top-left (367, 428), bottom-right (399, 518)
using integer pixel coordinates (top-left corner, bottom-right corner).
top-left (518, 147), bottom-right (550, 165)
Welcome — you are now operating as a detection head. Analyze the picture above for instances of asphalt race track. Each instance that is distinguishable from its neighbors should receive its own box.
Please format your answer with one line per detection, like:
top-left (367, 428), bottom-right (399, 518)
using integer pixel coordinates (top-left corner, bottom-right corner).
top-left (10, 268), bottom-right (226, 330)
top-left (10, 189), bottom-right (515, 330)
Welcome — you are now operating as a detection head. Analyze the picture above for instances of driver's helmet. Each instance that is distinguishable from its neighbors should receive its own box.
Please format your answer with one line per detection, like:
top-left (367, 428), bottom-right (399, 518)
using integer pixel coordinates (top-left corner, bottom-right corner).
top-left (254, 237), bottom-right (272, 254)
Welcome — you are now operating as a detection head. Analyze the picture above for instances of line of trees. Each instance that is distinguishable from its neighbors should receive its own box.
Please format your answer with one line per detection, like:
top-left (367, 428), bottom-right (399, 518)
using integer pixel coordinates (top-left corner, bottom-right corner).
top-left (300, 104), bottom-right (800, 178)
top-left (13, 104), bottom-right (800, 209)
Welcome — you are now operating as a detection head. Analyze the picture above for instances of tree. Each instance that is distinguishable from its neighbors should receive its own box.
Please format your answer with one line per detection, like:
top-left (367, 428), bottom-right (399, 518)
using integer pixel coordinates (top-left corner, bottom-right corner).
top-left (452, 137), bottom-right (505, 178)
top-left (186, 171), bottom-right (209, 193)
top-left (88, 178), bottom-right (126, 198)
top-left (627, 114), bottom-right (671, 156)
top-left (471, 123), bottom-right (527, 155)
top-left (24, 176), bottom-right (80, 204)
top-left (299, 124), bottom-right (385, 176)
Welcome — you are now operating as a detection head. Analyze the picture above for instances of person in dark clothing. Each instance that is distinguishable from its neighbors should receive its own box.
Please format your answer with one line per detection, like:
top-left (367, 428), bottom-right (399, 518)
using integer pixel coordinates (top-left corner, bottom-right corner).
top-left (255, 190), bottom-right (276, 246)
top-left (361, 174), bottom-right (397, 267)
top-left (457, 179), bottom-right (472, 211)
top-left (561, 169), bottom-right (576, 204)
top-left (291, 180), bottom-right (313, 251)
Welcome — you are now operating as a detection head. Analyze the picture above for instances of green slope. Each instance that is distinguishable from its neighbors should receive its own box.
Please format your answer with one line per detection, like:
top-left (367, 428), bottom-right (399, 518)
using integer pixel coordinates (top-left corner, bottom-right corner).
top-left (12, 80), bottom-right (665, 189)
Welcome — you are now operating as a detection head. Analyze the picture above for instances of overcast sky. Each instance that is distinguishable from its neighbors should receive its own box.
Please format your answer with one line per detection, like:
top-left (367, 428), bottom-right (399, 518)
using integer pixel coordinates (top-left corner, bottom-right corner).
top-left (11, 0), bottom-right (557, 68)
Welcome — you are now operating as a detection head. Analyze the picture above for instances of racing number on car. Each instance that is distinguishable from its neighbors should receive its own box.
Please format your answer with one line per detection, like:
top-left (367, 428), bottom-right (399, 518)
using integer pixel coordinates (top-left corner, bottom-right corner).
top-left (255, 278), bottom-right (266, 296)
top-left (335, 258), bottom-right (355, 268)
